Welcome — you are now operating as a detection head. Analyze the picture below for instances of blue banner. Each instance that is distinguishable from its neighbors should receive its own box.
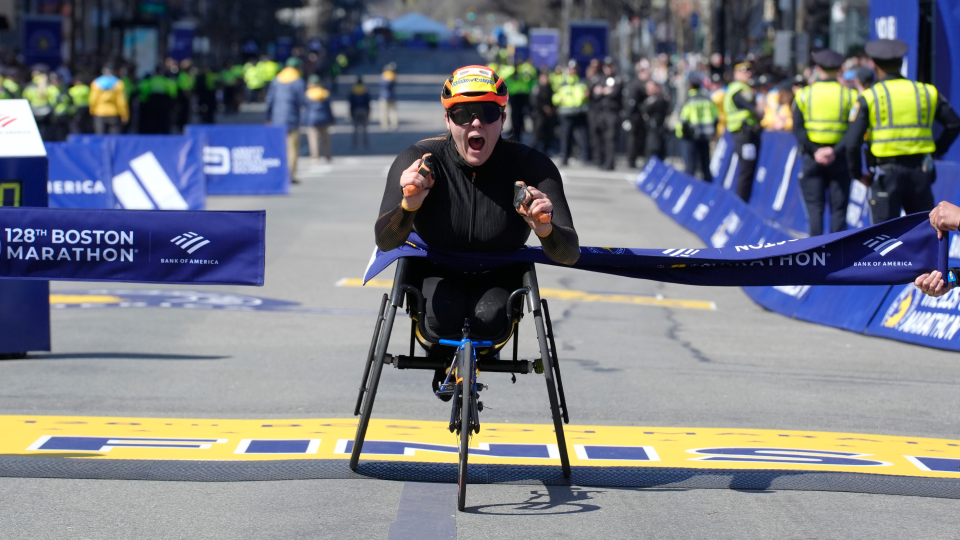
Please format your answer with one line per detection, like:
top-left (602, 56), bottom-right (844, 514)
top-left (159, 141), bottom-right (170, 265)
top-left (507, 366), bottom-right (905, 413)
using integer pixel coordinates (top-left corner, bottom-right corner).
top-left (869, 0), bottom-right (918, 80)
top-left (749, 131), bottom-right (806, 234)
top-left (170, 27), bottom-right (194, 62)
top-left (68, 135), bottom-right (206, 210)
top-left (184, 125), bottom-right (289, 195)
top-left (865, 281), bottom-right (960, 350)
top-left (22, 16), bottom-right (62, 68)
top-left (569, 21), bottom-right (607, 71)
top-left (46, 142), bottom-right (112, 209)
top-left (936, 0), bottom-right (960, 163)
top-left (0, 208), bottom-right (264, 285)
top-left (636, 146), bottom-right (960, 351)
top-left (275, 37), bottom-right (293, 63)
top-left (709, 132), bottom-right (735, 186)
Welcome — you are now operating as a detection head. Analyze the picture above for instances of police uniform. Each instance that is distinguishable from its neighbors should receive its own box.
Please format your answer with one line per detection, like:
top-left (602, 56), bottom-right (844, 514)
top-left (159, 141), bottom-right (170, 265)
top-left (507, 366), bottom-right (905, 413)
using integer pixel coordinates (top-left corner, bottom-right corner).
top-left (623, 73), bottom-right (649, 168)
top-left (724, 62), bottom-right (762, 201)
top-left (595, 59), bottom-right (623, 170)
top-left (675, 78), bottom-right (719, 180)
top-left (792, 49), bottom-right (857, 235)
top-left (842, 39), bottom-right (960, 224)
top-left (552, 73), bottom-right (589, 165)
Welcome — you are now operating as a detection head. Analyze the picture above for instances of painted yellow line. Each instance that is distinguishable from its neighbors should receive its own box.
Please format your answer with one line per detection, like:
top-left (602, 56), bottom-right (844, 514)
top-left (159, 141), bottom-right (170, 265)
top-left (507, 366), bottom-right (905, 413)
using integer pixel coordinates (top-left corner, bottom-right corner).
top-left (336, 278), bottom-right (716, 310)
top-left (50, 294), bottom-right (124, 305)
top-left (6, 415), bottom-right (960, 479)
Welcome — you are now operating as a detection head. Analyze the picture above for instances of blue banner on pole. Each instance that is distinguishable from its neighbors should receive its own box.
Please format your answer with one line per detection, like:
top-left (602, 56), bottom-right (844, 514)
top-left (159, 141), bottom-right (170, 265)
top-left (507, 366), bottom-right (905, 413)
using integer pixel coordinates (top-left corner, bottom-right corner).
top-left (22, 16), bottom-right (63, 69)
top-left (170, 27), bottom-right (195, 62)
top-left (529, 29), bottom-right (559, 70)
top-left (185, 125), bottom-right (289, 195)
top-left (0, 208), bottom-right (264, 285)
top-left (869, 0), bottom-right (918, 80)
top-left (569, 21), bottom-right (608, 71)
top-left (45, 142), bottom-right (112, 209)
top-left (275, 37), bottom-right (293, 63)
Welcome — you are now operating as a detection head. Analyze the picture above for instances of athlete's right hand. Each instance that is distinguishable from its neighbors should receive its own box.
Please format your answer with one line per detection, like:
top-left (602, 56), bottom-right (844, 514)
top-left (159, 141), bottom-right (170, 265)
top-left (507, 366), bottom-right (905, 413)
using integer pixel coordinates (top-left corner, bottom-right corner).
top-left (400, 158), bottom-right (433, 209)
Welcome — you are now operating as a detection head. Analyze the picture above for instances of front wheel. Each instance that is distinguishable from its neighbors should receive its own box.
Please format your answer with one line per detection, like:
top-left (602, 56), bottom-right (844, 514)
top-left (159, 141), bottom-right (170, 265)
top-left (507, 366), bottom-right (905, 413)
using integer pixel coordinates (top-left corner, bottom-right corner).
top-left (457, 341), bottom-right (472, 511)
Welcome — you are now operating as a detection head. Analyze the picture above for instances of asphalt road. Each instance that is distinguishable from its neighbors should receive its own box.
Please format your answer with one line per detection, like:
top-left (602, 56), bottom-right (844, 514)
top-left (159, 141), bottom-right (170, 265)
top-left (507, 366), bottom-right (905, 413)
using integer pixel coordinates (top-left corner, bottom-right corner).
top-left (2, 51), bottom-right (960, 538)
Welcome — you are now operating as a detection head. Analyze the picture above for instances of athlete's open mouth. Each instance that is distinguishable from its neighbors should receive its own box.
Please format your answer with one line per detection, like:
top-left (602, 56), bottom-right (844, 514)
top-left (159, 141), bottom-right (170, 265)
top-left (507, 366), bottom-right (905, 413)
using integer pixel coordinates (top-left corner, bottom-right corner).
top-left (468, 134), bottom-right (485, 151)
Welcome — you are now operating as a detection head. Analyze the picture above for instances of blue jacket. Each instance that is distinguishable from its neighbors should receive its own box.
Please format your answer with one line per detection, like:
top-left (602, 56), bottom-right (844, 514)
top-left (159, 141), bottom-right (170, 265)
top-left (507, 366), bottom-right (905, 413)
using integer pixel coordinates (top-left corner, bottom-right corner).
top-left (302, 86), bottom-right (334, 127)
top-left (349, 84), bottom-right (371, 118)
top-left (265, 68), bottom-right (306, 130)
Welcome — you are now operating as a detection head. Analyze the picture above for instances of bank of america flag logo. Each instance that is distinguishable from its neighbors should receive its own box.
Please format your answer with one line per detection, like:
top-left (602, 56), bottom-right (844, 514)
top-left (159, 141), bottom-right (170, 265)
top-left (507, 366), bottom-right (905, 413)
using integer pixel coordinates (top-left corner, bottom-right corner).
top-left (663, 248), bottom-right (700, 257)
top-left (113, 152), bottom-right (189, 210)
top-left (864, 234), bottom-right (902, 256)
top-left (171, 232), bottom-right (210, 254)
top-left (0, 115), bottom-right (17, 127)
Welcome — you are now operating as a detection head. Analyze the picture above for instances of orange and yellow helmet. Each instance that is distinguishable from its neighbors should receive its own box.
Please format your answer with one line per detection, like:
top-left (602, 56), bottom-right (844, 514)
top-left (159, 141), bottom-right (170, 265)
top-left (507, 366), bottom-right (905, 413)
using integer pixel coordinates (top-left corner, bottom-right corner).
top-left (441, 65), bottom-right (509, 109)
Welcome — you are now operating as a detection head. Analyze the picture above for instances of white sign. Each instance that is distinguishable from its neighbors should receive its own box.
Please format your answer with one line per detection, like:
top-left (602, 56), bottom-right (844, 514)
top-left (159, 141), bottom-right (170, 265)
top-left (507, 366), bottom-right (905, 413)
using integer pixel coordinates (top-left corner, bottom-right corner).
top-left (0, 100), bottom-right (46, 158)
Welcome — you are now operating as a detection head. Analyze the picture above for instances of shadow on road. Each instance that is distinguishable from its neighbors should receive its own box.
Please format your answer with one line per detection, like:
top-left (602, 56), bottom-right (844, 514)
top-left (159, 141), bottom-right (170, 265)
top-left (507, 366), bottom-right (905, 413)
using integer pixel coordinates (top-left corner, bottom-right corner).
top-left (468, 486), bottom-right (604, 515)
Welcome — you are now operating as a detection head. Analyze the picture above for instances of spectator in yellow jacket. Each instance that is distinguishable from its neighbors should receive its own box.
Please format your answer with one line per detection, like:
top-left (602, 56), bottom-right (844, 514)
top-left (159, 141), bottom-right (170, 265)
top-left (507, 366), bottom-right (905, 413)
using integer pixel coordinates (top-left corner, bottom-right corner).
top-left (89, 65), bottom-right (129, 134)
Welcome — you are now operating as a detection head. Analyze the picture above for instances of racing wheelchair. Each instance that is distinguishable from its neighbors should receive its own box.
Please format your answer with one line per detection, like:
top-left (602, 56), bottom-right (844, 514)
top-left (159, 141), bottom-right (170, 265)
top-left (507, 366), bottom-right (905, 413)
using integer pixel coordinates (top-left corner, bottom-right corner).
top-left (350, 257), bottom-right (571, 511)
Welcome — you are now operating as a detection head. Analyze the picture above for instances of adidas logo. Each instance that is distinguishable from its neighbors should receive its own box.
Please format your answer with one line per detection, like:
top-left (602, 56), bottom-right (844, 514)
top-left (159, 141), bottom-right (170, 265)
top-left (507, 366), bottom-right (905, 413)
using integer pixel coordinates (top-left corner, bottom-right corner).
top-left (863, 234), bottom-right (902, 256)
top-left (112, 152), bottom-right (189, 210)
top-left (662, 248), bottom-right (700, 257)
top-left (171, 232), bottom-right (211, 254)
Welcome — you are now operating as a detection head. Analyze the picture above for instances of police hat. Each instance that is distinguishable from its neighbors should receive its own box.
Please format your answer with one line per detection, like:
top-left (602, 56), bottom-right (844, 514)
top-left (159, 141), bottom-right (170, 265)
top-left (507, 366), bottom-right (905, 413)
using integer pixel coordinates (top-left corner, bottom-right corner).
top-left (688, 73), bottom-right (702, 88)
top-left (811, 49), bottom-right (844, 70)
top-left (864, 39), bottom-right (908, 61)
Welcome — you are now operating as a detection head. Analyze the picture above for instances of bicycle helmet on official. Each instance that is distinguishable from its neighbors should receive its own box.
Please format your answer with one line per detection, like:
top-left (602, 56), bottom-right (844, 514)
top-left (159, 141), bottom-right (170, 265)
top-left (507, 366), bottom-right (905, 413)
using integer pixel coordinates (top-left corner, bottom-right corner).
top-left (441, 65), bottom-right (509, 109)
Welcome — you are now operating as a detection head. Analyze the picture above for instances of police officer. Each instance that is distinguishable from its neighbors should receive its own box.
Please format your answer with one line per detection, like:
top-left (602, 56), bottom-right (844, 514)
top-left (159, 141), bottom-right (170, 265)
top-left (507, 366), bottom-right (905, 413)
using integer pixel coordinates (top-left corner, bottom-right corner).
top-left (623, 63), bottom-right (650, 168)
top-left (675, 74), bottom-right (719, 180)
top-left (553, 63), bottom-right (589, 166)
top-left (65, 78), bottom-right (89, 133)
top-left (842, 39), bottom-right (960, 224)
top-left (724, 61), bottom-right (763, 201)
top-left (793, 49), bottom-right (857, 235)
top-left (593, 57), bottom-right (623, 170)
top-left (502, 56), bottom-right (536, 142)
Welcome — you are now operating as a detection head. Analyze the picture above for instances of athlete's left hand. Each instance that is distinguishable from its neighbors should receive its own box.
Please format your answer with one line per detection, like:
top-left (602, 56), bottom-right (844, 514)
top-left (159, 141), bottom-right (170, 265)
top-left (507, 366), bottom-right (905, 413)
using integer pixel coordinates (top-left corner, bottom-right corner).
top-left (516, 185), bottom-right (553, 235)
top-left (915, 271), bottom-right (949, 298)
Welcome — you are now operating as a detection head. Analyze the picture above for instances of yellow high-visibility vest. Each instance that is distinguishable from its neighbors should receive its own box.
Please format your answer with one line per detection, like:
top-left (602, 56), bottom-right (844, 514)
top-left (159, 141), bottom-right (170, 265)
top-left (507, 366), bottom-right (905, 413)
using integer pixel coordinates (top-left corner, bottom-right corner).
top-left (861, 78), bottom-right (938, 157)
top-left (795, 81), bottom-right (857, 144)
top-left (723, 81), bottom-right (756, 132)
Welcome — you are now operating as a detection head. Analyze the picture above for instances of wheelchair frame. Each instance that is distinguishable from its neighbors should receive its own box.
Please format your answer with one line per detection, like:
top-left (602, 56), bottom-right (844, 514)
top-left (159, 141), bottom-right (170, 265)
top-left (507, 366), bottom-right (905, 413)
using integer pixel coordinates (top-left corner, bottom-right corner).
top-left (350, 257), bottom-right (571, 510)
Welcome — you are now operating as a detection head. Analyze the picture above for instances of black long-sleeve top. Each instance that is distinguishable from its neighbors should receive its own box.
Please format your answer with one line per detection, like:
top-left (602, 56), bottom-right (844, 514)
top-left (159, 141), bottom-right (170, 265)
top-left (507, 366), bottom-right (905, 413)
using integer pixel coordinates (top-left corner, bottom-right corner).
top-left (375, 134), bottom-right (580, 265)
top-left (843, 75), bottom-right (960, 179)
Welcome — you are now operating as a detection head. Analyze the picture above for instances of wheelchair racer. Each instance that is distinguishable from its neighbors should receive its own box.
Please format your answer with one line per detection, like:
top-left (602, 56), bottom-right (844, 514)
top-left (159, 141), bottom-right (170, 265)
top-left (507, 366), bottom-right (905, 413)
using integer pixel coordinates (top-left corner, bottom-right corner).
top-left (374, 65), bottom-right (579, 397)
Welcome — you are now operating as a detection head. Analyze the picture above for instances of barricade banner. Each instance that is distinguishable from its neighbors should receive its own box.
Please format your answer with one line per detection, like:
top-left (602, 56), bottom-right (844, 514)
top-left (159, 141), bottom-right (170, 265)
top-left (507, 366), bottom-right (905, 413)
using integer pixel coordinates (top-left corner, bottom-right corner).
top-left (45, 142), bottom-right (112, 209)
top-left (638, 149), bottom-right (960, 351)
top-left (709, 132), bottom-right (735, 186)
top-left (0, 208), bottom-right (264, 285)
top-left (750, 131), bottom-right (806, 234)
top-left (185, 125), bottom-right (289, 195)
top-left (934, 162), bottom-right (960, 267)
top-left (792, 284), bottom-right (892, 333)
top-left (864, 282), bottom-right (960, 350)
top-left (66, 135), bottom-right (206, 210)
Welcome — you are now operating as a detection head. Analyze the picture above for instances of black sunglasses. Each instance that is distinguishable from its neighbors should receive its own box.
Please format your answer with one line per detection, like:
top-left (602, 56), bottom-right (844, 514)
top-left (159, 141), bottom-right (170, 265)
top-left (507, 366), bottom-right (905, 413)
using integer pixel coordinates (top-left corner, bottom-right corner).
top-left (447, 103), bottom-right (504, 125)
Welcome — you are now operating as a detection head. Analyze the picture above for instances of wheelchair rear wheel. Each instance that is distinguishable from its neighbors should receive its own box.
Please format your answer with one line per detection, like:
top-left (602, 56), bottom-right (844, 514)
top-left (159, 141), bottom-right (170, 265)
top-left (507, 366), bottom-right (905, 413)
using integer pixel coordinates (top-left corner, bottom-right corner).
top-left (456, 340), bottom-right (472, 511)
